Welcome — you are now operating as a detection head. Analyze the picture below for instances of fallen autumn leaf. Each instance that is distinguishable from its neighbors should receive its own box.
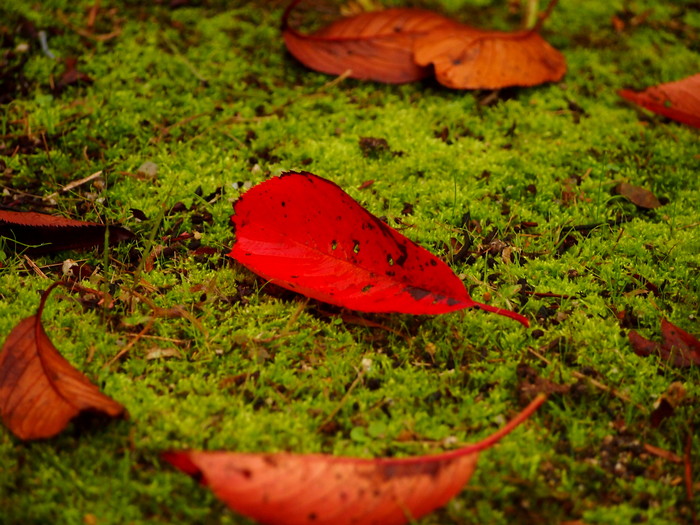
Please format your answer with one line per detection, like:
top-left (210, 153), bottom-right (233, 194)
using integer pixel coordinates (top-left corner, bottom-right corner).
top-left (164, 394), bottom-right (546, 525)
top-left (619, 73), bottom-right (700, 128)
top-left (0, 282), bottom-right (126, 440)
top-left (228, 171), bottom-right (528, 325)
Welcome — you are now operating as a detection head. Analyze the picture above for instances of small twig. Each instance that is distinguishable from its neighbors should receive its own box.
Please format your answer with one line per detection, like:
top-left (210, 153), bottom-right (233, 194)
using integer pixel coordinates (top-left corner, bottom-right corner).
top-left (23, 255), bottom-right (49, 279)
top-left (643, 443), bottom-right (682, 464)
top-left (284, 298), bottom-right (309, 332)
top-left (86, 0), bottom-right (101, 29)
top-left (318, 363), bottom-right (366, 430)
top-left (38, 31), bottom-right (56, 59)
top-left (56, 10), bottom-right (122, 42)
top-left (103, 318), bottom-right (155, 369)
top-left (44, 170), bottom-right (103, 200)
top-left (533, 0), bottom-right (560, 32)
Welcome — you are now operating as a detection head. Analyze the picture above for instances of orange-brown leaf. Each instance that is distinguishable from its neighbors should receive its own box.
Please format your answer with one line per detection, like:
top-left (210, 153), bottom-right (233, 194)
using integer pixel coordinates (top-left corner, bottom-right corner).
top-left (614, 182), bottom-right (661, 209)
top-left (164, 395), bottom-right (546, 525)
top-left (282, 2), bottom-right (459, 83)
top-left (413, 27), bottom-right (566, 89)
top-left (0, 315), bottom-right (125, 440)
top-left (619, 73), bottom-right (700, 129)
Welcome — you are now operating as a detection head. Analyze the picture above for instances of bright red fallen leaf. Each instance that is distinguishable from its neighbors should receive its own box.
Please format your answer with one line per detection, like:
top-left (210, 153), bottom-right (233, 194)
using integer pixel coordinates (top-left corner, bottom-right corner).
top-left (164, 394), bottom-right (546, 525)
top-left (282, 1), bottom-right (459, 83)
top-left (413, 25), bottom-right (566, 89)
top-left (619, 73), bottom-right (700, 128)
top-left (0, 282), bottom-right (126, 440)
top-left (228, 172), bottom-right (527, 325)
top-left (0, 209), bottom-right (134, 255)
top-left (282, 0), bottom-right (566, 89)
top-left (628, 318), bottom-right (700, 367)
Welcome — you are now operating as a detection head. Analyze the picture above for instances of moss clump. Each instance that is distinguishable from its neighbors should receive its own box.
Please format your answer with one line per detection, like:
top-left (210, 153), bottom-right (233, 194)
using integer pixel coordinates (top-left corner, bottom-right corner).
top-left (0, 1), bottom-right (698, 524)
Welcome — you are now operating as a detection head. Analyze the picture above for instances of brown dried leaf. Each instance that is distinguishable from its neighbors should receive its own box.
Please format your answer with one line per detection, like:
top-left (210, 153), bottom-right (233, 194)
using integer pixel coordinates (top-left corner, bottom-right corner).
top-left (413, 26), bottom-right (566, 89)
top-left (0, 298), bottom-right (125, 440)
top-left (0, 210), bottom-right (134, 255)
top-left (614, 182), bottom-right (661, 209)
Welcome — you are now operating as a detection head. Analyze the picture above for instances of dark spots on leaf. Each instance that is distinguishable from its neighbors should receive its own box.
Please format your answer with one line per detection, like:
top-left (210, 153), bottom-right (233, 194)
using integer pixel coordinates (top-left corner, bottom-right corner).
top-left (240, 468), bottom-right (253, 479)
top-left (429, 260), bottom-right (437, 266)
top-left (281, 201), bottom-right (286, 207)
top-left (290, 275), bottom-right (299, 279)
top-left (386, 270), bottom-right (395, 277)
top-left (336, 215), bottom-right (343, 221)
top-left (308, 512), bottom-right (317, 521)
top-left (361, 284), bottom-right (373, 293)
top-left (353, 240), bottom-right (360, 254)
top-left (406, 287), bottom-right (430, 301)
top-left (446, 298), bottom-right (461, 306)
top-left (395, 244), bottom-right (408, 267)
top-left (380, 460), bottom-right (443, 480)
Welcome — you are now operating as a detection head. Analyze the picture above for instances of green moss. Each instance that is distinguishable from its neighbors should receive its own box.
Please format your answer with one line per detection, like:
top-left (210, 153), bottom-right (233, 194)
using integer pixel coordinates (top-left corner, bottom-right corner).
top-left (1, 0), bottom-right (699, 523)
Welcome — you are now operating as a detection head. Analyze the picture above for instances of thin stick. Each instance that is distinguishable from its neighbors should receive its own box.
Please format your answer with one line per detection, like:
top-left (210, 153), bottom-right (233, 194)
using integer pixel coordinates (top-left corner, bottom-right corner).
top-left (23, 255), bottom-right (49, 279)
top-left (103, 318), bottom-right (155, 369)
top-left (318, 364), bottom-right (365, 430)
top-left (44, 170), bottom-right (103, 200)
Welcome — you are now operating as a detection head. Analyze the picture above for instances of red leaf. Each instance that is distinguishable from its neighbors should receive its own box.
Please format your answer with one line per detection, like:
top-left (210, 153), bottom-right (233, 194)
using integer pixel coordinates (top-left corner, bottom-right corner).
top-left (282, 2), bottom-right (458, 84)
top-left (413, 26), bottom-right (566, 89)
top-left (164, 394), bottom-right (546, 525)
top-left (0, 209), bottom-right (134, 255)
top-left (0, 284), bottom-right (126, 440)
top-left (619, 73), bottom-right (700, 129)
top-left (628, 318), bottom-right (700, 367)
top-left (228, 172), bottom-right (527, 325)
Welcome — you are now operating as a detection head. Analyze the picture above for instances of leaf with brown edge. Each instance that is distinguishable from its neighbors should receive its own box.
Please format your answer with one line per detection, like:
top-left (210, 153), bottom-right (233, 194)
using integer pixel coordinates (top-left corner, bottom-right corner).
top-left (228, 171), bottom-right (528, 326)
top-left (619, 73), bottom-right (700, 129)
top-left (0, 283), bottom-right (126, 440)
top-left (282, 0), bottom-right (565, 90)
top-left (163, 394), bottom-right (546, 525)
top-left (412, 25), bottom-right (566, 90)
top-left (0, 209), bottom-right (134, 255)
top-left (282, 0), bottom-right (461, 84)
top-left (628, 319), bottom-right (700, 367)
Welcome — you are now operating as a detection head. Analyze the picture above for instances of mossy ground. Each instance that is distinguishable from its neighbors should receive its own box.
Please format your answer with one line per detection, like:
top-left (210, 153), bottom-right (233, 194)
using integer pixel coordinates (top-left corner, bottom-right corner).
top-left (0, 0), bottom-right (699, 523)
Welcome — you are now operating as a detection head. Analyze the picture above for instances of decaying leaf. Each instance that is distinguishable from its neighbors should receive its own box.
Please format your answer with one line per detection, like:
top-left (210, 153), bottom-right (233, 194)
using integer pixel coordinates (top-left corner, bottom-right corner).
top-left (282, 1), bottom-right (458, 83)
top-left (282, 0), bottom-right (566, 89)
top-left (164, 394), bottom-right (546, 525)
top-left (0, 209), bottom-right (134, 255)
top-left (228, 172), bottom-right (528, 325)
top-left (0, 283), bottom-right (126, 440)
top-left (614, 182), bottom-right (661, 209)
top-left (413, 25), bottom-right (566, 89)
top-left (619, 73), bottom-right (700, 128)
top-left (628, 318), bottom-right (700, 367)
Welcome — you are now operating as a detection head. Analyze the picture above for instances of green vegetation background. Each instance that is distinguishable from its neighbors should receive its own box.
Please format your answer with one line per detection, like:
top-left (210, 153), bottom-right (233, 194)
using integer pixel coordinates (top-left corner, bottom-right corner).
top-left (0, 0), bottom-right (698, 523)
